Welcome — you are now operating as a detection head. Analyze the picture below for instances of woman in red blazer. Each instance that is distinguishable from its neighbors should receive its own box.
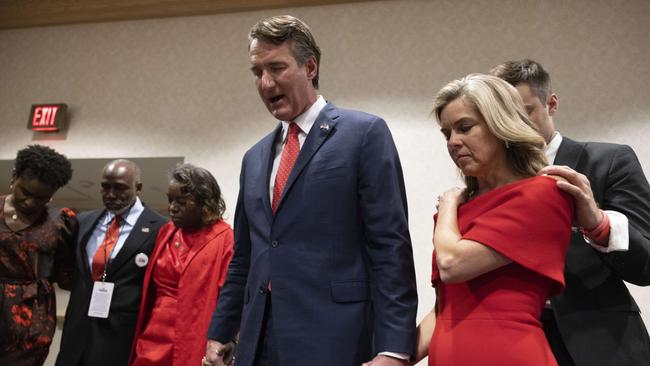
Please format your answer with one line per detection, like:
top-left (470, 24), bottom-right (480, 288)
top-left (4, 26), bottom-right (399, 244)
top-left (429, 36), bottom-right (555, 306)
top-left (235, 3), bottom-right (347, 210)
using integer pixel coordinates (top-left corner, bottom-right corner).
top-left (130, 164), bottom-right (234, 366)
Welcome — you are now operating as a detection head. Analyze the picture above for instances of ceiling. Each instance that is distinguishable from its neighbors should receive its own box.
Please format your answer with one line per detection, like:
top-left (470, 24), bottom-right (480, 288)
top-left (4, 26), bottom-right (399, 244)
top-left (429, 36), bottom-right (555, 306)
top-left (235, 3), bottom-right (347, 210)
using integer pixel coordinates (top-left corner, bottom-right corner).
top-left (0, 0), bottom-right (373, 29)
top-left (0, 157), bottom-right (184, 214)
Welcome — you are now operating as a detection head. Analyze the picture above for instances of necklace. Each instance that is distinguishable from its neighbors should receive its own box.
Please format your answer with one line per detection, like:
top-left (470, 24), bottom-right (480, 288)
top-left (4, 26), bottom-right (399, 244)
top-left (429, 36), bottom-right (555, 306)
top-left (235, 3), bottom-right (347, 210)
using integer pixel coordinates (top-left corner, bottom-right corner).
top-left (4, 196), bottom-right (19, 220)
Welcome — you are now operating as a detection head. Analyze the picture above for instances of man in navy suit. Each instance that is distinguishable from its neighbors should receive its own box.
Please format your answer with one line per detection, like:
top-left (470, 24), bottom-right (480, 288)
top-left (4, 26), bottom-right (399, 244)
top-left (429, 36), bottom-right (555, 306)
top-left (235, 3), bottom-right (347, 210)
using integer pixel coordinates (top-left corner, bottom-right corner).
top-left (204, 15), bottom-right (417, 366)
top-left (492, 60), bottom-right (650, 366)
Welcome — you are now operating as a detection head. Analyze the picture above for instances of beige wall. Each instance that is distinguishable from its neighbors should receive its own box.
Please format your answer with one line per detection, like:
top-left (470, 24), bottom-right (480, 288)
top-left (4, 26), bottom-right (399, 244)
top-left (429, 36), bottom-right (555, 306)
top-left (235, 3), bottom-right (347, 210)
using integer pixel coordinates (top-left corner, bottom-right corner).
top-left (1, 0), bottom-right (649, 364)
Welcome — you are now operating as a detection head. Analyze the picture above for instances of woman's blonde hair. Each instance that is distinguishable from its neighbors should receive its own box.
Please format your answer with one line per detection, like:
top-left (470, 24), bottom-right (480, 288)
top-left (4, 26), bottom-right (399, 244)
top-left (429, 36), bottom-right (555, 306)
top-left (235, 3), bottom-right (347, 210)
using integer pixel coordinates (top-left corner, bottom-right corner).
top-left (433, 73), bottom-right (547, 195)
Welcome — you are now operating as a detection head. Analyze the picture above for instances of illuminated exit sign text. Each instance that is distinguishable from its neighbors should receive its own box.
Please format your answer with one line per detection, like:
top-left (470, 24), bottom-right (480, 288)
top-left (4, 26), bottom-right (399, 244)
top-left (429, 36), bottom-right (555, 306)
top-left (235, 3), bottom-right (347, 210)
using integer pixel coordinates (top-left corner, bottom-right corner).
top-left (28, 104), bottom-right (67, 132)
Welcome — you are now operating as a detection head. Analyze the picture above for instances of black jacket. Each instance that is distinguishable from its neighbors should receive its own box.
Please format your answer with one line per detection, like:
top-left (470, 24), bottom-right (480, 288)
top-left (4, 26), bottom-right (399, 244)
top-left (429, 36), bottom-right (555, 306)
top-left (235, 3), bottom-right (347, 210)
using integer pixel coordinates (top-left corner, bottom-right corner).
top-left (56, 206), bottom-right (166, 366)
top-left (549, 137), bottom-right (650, 365)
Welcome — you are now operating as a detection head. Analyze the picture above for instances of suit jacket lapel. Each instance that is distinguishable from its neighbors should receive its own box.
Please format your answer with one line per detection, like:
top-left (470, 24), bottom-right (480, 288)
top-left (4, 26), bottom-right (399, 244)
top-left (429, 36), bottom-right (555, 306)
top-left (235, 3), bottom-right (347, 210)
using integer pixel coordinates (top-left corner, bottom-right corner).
top-left (78, 209), bottom-right (105, 283)
top-left (276, 103), bottom-right (338, 213)
top-left (554, 137), bottom-right (585, 169)
top-left (106, 208), bottom-right (157, 278)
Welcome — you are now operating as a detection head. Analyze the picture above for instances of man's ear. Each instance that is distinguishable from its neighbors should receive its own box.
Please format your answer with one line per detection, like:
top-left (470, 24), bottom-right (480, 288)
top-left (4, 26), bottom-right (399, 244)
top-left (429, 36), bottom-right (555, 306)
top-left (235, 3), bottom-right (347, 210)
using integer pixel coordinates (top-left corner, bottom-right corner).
top-left (305, 56), bottom-right (318, 80)
top-left (136, 183), bottom-right (143, 194)
top-left (547, 93), bottom-right (559, 116)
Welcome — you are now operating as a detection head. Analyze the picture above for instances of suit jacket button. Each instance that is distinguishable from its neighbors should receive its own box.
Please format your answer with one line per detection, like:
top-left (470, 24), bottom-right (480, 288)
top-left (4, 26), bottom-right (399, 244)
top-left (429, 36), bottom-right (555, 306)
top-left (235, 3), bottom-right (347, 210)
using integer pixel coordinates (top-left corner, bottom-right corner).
top-left (271, 240), bottom-right (278, 248)
top-left (259, 285), bottom-right (267, 294)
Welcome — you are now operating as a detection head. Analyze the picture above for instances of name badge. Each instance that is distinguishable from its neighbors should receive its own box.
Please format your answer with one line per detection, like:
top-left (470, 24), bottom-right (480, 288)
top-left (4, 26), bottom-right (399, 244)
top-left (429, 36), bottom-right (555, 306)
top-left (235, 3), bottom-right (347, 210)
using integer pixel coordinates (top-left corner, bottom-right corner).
top-left (88, 281), bottom-right (114, 318)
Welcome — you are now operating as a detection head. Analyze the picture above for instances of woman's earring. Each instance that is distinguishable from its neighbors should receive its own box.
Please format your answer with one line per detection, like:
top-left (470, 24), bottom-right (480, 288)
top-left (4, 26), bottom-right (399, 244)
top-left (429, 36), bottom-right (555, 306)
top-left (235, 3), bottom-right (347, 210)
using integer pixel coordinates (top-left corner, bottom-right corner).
top-left (505, 140), bottom-right (510, 149)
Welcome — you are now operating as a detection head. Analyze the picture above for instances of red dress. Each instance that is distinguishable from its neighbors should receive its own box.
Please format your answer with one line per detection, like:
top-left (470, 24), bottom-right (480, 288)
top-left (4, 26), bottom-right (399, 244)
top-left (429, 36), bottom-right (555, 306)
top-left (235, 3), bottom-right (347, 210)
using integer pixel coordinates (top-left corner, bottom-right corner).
top-left (429, 176), bottom-right (574, 366)
top-left (130, 220), bottom-right (233, 366)
top-left (0, 196), bottom-right (77, 366)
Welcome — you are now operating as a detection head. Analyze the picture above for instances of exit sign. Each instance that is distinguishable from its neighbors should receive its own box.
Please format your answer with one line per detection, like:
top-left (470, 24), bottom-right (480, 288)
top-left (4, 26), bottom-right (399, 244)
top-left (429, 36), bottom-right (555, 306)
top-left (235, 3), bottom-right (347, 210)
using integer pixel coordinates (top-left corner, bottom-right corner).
top-left (28, 104), bottom-right (67, 132)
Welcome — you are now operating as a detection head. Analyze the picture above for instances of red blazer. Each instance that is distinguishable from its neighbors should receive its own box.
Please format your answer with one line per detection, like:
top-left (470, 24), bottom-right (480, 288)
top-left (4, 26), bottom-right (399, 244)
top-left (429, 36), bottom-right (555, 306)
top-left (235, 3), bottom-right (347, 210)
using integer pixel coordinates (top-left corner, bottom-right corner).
top-left (129, 220), bottom-right (234, 366)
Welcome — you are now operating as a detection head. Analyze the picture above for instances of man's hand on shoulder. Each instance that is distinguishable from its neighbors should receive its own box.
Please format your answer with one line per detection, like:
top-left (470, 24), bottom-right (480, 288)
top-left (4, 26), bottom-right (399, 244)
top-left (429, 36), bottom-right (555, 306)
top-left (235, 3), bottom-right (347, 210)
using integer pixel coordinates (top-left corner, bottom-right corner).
top-left (539, 165), bottom-right (603, 230)
top-left (362, 354), bottom-right (410, 366)
top-left (204, 339), bottom-right (235, 366)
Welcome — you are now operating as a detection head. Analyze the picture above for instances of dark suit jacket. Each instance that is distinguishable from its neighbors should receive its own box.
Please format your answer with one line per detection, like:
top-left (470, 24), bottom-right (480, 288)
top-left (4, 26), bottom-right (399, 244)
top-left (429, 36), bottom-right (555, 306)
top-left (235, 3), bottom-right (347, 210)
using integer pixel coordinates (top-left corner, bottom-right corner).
top-left (55, 206), bottom-right (166, 366)
top-left (208, 103), bottom-right (418, 366)
top-left (549, 137), bottom-right (650, 365)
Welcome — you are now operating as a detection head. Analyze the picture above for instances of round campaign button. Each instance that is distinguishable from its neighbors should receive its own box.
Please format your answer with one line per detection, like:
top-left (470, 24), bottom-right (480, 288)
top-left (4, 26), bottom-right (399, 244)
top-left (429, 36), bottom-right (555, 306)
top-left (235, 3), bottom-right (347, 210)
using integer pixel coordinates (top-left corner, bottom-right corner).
top-left (135, 253), bottom-right (149, 267)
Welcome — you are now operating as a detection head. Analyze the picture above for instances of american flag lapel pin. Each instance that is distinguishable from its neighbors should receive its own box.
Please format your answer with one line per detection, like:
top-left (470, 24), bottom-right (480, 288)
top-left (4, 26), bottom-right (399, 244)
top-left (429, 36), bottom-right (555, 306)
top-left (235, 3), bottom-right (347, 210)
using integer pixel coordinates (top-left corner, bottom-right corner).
top-left (141, 227), bottom-right (150, 233)
top-left (320, 122), bottom-right (330, 131)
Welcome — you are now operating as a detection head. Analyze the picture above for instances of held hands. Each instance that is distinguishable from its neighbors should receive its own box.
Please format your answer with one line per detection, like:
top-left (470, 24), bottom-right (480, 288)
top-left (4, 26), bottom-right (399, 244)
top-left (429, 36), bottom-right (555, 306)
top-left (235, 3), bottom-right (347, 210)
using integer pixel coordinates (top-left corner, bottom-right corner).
top-left (539, 165), bottom-right (603, 230)
top-left (361, 354), bottom-right (410, 366)
top-left (203, 340), bottom-right (235, 366)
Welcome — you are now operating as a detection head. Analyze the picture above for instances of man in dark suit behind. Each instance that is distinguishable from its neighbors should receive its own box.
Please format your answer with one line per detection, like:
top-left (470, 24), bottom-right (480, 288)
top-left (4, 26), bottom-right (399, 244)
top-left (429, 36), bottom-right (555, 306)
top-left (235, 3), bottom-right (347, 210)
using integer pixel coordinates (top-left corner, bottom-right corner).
top-left (56, 159), bottom-right (166, 366)
top-left (492, 59), bottom-right (650, 366)
top-left (203, 15), bottom-right (418, 366)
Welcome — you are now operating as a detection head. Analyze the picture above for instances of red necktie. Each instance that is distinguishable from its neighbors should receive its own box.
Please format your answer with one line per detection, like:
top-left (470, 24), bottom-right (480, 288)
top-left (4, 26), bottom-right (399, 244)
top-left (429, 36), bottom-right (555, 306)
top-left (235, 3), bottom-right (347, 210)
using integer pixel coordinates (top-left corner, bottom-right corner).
top-left (92, 215), bottom-right (121, 281)
top-left (272, 123), bottom-right (301, 214)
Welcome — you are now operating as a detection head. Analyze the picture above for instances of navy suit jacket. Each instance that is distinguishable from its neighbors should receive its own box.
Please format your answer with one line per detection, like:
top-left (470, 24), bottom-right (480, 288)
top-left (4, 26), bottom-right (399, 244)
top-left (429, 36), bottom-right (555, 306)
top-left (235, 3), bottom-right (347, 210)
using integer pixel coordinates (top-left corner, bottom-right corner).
top-left (549, 137), bottom-right (650, 365)
top-left (208, 103), bottom-right (418, 366)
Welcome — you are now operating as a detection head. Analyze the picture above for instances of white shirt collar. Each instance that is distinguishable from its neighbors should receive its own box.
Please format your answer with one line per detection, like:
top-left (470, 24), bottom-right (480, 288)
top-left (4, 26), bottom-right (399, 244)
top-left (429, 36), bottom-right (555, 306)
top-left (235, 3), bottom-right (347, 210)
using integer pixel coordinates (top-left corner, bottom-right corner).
top-left (545, 131), bottom-right (563, 164)
top-left (280, 95), bottom-right (327, 138)
top-left (104, 196), bottom-right (144, 226)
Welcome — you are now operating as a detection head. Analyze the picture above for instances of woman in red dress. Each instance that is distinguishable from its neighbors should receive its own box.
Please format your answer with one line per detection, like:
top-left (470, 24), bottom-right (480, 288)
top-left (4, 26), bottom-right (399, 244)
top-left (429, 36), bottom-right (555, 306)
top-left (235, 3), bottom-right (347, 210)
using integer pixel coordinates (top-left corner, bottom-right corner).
top-left (0, 145), bottom-right (77, 366)
top-left (130, 164), bottom-right (234, 366)
top-left (413, 74), bottom-right (574, 365)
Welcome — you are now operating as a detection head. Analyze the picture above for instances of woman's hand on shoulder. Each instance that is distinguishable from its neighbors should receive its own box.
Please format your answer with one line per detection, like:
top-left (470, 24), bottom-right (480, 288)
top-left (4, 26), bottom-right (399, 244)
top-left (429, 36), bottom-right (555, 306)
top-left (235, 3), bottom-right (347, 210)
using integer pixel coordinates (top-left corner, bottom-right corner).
top-left (437, 187), bottom-right (466, 210)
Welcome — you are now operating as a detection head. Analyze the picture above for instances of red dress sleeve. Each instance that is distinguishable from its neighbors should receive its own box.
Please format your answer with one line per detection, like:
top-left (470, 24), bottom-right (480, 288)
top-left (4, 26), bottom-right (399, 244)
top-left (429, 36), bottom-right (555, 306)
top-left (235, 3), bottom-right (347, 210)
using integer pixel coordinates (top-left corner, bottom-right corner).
top-left (460, 176), bottom-right (574, 294)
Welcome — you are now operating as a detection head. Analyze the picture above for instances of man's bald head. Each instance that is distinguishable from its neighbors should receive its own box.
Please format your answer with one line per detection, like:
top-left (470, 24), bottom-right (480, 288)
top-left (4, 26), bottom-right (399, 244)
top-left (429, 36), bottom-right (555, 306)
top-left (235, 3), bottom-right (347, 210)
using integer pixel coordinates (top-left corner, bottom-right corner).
top-left (100, 159), bottom-right (142, 214)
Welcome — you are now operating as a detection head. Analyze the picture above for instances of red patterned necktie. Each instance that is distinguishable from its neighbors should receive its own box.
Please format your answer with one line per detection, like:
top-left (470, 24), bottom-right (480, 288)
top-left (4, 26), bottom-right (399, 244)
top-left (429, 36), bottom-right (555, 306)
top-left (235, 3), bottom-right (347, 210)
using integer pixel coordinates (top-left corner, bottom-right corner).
top-left (272, 122), bottom-right (301, 214)
top-left (91, 215), bottom-right (121, 281)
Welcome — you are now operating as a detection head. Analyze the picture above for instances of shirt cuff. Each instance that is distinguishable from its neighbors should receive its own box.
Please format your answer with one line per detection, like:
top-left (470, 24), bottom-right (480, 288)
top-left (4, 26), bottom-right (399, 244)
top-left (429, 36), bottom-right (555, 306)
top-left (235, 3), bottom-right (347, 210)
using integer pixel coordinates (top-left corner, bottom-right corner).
top-left (585, 210), bottom-right (629, 253)
top-left (378, 351), bottom-right (410, 360)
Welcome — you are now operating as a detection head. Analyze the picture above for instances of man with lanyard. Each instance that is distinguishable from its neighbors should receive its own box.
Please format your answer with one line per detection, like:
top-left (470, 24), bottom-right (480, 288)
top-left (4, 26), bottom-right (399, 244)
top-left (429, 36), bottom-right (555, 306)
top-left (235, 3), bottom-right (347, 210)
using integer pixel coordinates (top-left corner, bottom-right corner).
top-left (491, 60), bottom-right (650, 366)
top-left (56, 159), bottom-right (166, 366)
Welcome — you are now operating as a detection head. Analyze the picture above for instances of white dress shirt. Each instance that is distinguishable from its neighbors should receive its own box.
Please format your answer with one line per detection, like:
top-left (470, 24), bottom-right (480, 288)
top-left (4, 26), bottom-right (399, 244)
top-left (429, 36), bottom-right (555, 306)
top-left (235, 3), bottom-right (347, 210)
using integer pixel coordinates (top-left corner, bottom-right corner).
top-left (268, 95), bottom-right (327, 201)
top-left (546, 132), bottom-right (629, 252)
top-left (86, 197), bottom-right (145, 270)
